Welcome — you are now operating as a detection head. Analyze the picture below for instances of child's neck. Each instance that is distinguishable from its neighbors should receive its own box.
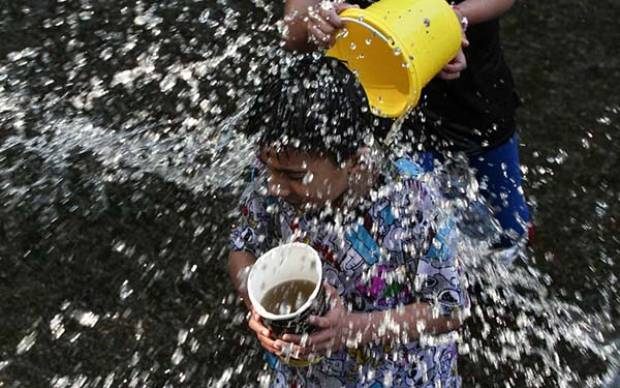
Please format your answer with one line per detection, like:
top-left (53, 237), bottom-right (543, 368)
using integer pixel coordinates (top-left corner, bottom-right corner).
top-left (336, 165), bottom-right (380, 212)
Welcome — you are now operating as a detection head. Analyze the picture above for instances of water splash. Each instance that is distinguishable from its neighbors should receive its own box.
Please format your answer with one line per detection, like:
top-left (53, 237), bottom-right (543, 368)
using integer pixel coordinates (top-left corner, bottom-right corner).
top-left (0, 1), bottom-right (618, 387)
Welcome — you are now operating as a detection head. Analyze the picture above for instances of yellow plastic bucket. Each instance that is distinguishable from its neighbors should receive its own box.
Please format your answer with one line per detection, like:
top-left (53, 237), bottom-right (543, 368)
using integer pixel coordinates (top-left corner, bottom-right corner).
top-left (326, 0), bottom-right (462, 118)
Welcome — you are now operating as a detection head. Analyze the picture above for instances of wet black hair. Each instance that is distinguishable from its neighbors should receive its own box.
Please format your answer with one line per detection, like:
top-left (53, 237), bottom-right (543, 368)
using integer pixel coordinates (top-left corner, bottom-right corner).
top-left (244, 56), bottom-right (393, 163)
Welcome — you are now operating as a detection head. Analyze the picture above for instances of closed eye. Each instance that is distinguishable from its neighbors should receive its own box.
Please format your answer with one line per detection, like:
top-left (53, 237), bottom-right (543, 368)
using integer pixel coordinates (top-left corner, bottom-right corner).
top-left (287, 173), bottom-right (306, 181)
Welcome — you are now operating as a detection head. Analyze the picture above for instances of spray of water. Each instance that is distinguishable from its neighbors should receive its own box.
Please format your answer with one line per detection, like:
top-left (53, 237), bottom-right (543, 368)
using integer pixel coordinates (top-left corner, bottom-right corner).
top-left (0, 1), bottom-right (618, 387)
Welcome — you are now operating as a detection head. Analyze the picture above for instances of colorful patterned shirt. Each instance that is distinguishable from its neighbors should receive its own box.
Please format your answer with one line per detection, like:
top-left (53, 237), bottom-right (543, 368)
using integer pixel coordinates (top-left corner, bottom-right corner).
top-left (230, 157), bottom-right (470, 387)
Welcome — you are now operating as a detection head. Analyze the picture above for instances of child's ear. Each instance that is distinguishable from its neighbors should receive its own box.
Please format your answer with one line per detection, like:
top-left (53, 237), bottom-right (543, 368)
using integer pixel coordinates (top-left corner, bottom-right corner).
top-left (349, 147), bottom-right (371, 175)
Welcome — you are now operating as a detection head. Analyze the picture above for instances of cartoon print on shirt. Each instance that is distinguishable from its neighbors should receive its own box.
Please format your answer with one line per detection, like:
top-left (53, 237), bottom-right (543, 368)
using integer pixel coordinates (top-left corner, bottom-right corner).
top-left (323, 264), bottom-right (346, 295)
top-left (424, 222), bottom-right (456, 269)
top-left (345, 223), bottom-right (381, 266)
top-left (437, 345), bottom-right (459, 381)
top-left (312, 233), bottom-right (345, 271)
top-left (340, 244), bottom-right (367, 275)
top-left (405, 348), bottom-right (438, 387)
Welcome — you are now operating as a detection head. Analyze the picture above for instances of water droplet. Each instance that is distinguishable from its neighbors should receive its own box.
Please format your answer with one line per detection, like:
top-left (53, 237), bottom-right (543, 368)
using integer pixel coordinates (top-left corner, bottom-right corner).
top-left (595, 201), bottom-right (609, 218)
top-left (198, 313), bottom-right (210, 326)
top-left (199, 9), bottom-right (211, 23)
top-left (16, 331), bottom-right (37, 355)
top-left (194, 225), bottom-right (205, 236)
top-left (120, 280), bottom-right (134, 300)
top-left (177, 329), bottom-right (189, 345)
top-left (50, 314), bottom-right (65, 339)
top-left (160, 74), bottom-right (177, 92)
top-left (134, 15), bottom-right (147, 25)
top-left (302, 172), bottom-right (314, 185)
top-left (99, 47), bottom-right (113, 61)
top-left (171, 347), bottom-right (184, 365)
top-left (79, 11), bottom-right (94, 20)
top-left (597, 116), bottom-right (611, 125)
top-left (581, 138), bottom-right (590, 149)
top-left (72, 310), bottom-right (100, 327)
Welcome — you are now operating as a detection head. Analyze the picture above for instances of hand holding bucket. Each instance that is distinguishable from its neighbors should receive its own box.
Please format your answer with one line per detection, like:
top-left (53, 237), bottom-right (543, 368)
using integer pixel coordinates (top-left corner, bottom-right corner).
top-left (247, 242), bottom-right (327, 366)
top-left (326, 0), bottom-right (463, 117)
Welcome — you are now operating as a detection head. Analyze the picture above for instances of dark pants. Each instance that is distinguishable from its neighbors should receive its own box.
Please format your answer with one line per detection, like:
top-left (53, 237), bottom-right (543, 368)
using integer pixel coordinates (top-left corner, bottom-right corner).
top-left (417, 133), bottom-right (531, 248)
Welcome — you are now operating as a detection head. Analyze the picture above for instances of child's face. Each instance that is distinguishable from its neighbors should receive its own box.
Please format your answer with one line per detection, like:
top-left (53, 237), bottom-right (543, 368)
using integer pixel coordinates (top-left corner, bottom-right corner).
top-left (259, 148), bottom-right (350, 209)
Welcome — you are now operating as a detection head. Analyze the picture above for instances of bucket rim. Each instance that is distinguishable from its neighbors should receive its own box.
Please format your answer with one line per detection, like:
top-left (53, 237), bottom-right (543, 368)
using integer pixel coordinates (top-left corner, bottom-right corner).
top-left (247, 242), bottom-right (323, 321)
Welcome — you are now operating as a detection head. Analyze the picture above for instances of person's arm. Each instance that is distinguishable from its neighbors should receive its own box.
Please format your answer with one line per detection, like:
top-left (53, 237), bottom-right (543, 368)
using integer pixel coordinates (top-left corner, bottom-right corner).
top-left (282, 284), bottom-right (464, 356)
top-left (453, 0), bottom-right (515, 25)
top-left (283, 0), bottom-right (320, 51)
top-left (348, 300), bottom-right (464, 345)
top-left (228, 184), bottom-right (287, 354)
top-left (227, 250), bottom-right (256, 309)
top-left (441, 0), bottom-right (515, 79)
top-left (283, 0), bottom-right (468, 80)
top-left (229, 250), bottom-right (286, 354)
top-left (283, 0), bottom-right (357, 52)
top-left (281, 0), bottom-right (515, 51)
top-left (284, 187), bottom-right (470, 357)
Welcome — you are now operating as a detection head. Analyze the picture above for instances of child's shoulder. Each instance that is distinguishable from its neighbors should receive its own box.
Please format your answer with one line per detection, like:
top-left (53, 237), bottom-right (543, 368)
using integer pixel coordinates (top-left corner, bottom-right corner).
top-left (373, 155), bottom-right (440, 223)
top-left (237, 161), bottom-right (275, 216)
top-left (383, 156), bottom-right (437, 201)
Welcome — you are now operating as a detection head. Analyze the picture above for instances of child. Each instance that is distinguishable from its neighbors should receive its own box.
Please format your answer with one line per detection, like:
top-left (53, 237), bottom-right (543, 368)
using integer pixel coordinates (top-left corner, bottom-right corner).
top-left (228, 57), bottom-right (469, 387)
top-left (282, 0), bottom-right (531, 261)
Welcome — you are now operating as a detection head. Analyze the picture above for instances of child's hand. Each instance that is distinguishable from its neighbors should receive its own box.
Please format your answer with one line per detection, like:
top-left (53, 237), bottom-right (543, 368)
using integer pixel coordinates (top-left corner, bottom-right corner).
top-left (248, 308), bottom-right (287, 355)
top-left (307, 2), bottom-right (359, 48)
top-left (283, 283), bottom-right (353, 356)
top-left (439, 46), bottom-right (467, 80)
top-left (439, 12), bottom-right (470, 81)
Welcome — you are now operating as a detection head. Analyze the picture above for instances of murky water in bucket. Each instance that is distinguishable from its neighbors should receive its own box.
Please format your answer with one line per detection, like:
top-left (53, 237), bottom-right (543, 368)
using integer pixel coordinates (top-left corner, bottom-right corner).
top-left (1, 1), bottom-right (619, 387)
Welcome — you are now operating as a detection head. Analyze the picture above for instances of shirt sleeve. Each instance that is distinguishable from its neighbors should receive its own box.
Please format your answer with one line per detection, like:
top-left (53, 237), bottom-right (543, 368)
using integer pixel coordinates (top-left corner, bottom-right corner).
top-left (229, 185), bottom-right (272, 258)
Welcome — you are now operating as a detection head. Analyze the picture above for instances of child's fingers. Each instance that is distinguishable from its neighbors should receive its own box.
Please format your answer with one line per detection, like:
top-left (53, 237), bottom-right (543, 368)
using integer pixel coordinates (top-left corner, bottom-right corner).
top-left (309, 315), bottom-right (332, 328)
top-left (298, 331), bottom-right (338, 354)
top-left (318, 7), bottom-right (343, 29)
top-left (309, 11), bottom-right (336, 34)
top-left (334, 3), bottom-right (359, 15)
top-left (281, 333), bottom-right (303, 344)
top-left (308, 23), bottom-right (332, 46)
top-left (248, 315), bottom-right (271, 337)
top-left (249, 317), bottom-right (280, 353)
top-left (259, 337), bottom-right (281, 354)
top-left (306, 328), bottom-right (336, 347)
top-left (275, 340), bottom-right (305, 358)
top-left (441, 51), bottom-right (466, 77)
top-left (439, 70), bottom-right (461, 80)
top-left (443, 62), bottom-right (465, 73)
top-left (308, 8), bottom-right (340, 31)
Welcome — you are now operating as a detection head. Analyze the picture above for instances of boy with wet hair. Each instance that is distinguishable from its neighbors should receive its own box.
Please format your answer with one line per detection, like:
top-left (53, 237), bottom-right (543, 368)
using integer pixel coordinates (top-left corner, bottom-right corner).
top-left (228, 57), bottom-right (469, 387)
